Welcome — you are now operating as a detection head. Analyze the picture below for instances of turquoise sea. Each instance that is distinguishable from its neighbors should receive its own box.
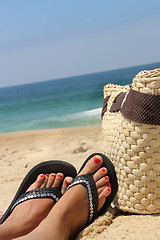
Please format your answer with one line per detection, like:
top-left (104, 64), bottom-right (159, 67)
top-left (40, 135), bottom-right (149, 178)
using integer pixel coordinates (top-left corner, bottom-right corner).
top-left (0, 62), bottom-right (160, 133)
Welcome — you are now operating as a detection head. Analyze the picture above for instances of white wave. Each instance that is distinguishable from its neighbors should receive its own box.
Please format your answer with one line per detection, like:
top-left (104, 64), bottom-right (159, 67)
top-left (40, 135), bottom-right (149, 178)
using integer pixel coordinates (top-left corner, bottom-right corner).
top-left (22, 108), bottom-right (102, 128)
top-left (47, 108), bottom-right (102, 122)
top-left (76, 108), bottom-right (102, 117)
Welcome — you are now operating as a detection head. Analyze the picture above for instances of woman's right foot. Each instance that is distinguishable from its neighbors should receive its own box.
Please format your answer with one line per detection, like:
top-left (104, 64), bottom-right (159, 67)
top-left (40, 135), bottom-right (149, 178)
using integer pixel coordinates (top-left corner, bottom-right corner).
top-left (63, 155), bottom-right (111, 239)
top-left (28, 155), bottom-right (112, 240)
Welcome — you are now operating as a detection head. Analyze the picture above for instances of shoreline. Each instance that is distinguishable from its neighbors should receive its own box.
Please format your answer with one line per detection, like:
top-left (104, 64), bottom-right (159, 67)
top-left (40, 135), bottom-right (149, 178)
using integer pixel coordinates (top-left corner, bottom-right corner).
top-left (0, 124), bottom-right (101, 137)
top-left (0, 125), bottom-right (159, 239)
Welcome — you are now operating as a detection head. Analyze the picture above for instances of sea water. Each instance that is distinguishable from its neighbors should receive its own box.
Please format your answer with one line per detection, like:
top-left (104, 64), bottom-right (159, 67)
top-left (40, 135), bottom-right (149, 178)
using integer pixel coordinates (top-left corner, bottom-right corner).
top-left (0, 62), bottom-right (159, 133)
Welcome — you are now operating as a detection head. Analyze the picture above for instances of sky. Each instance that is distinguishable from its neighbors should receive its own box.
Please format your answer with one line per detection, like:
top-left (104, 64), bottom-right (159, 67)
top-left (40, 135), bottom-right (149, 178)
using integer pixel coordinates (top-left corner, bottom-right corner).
top-left (0, 0), bottom-right (160, 88)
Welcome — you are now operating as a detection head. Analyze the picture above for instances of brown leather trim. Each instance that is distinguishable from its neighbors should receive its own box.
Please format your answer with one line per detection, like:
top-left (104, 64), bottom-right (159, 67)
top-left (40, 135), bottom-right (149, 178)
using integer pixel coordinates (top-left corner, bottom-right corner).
top-left (101, 92), bottom-right (126, 118)
top-left (110, 92), bottom-right (127, 112)
top-left (120, 89), bottom-right (160, 125)
top-left (101, 95), bottom-right (110, 119)
top-left (102, 88), bottom-right (160, 125)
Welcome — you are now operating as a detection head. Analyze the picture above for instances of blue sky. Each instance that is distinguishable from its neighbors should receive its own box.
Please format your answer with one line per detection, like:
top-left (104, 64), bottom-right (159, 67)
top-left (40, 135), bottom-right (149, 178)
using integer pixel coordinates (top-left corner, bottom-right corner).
top-left (0, 0), bottom-right (160, 87)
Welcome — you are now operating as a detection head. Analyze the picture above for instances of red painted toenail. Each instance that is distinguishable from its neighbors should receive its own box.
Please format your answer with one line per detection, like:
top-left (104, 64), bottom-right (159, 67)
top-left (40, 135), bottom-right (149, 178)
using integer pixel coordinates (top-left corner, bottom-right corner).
top-left (107, 187), bottom-right (111, 192)
top-left (107, 183), bottom-right (111, 187)
top-left (102, 168), bottom-right (106, 172)
top-left (65, 179), bottom-right (69, 184)
top-left (105, 176), bottom-right (109, 181)
top-left (40, 174), bottom-right (44, 178)
top-left (46, 174), bottom-right (49, 177)
top-left (58, 174), bottom-right (63, 178)
top-left (51, 174), bottom-right (56, 177)
top-left (93, 157), bottom-right (101, 164)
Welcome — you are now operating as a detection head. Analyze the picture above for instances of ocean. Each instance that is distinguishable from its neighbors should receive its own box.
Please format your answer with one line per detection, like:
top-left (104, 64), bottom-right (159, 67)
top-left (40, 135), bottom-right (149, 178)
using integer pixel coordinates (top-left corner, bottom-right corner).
top-left (0, 62), bottom-right (160, 133)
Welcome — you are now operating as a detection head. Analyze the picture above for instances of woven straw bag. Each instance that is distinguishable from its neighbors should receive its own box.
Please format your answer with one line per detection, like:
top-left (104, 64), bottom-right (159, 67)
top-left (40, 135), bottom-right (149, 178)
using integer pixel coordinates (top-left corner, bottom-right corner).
top-left (102, 68), bottom-right (160, 214)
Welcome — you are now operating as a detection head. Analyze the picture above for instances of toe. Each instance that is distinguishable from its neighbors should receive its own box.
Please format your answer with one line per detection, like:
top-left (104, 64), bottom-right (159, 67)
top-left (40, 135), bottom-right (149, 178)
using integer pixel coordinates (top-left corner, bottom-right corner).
top-left (61, 177), bottom-right (73, 194)
top-left (96, 175), bottom-right (110, 189)
top-left (100, 187), bottom-right (111, 198)
top-left (79, 155), bottom-right (103, 176)
top-left (98, 187), bottom-right (111, 211)
top-left (53, 173), bottom-right (64, 188)
top-left (94, 167), bottom-right (108, 182)
top-left (46, 173), bottom-right (56, 188)
top-left (97, 182), bottom-right (110, 195)
top-left (27, 174), bottom-right (45, 191)
top-left (40, 175), bottom-right (48, 188)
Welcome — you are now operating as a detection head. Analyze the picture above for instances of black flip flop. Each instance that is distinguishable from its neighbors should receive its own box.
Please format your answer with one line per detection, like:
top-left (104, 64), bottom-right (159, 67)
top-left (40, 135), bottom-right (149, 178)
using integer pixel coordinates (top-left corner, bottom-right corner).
top-left (67, 153), bottom-right (118, 226)
top-left (0, 160), bottom-right (77, 224)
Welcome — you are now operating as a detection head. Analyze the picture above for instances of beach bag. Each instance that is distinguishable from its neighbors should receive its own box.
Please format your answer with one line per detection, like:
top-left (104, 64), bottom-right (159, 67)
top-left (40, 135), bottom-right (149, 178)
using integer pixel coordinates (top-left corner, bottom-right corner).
top-left (102, 68), bottom-right (160, 214)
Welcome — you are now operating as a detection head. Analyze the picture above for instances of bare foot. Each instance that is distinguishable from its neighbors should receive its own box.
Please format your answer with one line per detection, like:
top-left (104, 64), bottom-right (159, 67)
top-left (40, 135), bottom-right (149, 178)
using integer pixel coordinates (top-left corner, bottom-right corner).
top-left (23, 155), bottom-right (112, 240)
top-left (0, 173), bottom-right (72, 239)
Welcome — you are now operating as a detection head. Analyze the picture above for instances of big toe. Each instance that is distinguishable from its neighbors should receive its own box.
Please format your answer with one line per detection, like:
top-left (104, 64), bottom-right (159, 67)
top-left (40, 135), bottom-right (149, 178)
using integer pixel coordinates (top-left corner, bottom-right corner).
top-left (27, 174), bottom-right (46, 192)
top-left (79, 155), bottom-right (103, 176)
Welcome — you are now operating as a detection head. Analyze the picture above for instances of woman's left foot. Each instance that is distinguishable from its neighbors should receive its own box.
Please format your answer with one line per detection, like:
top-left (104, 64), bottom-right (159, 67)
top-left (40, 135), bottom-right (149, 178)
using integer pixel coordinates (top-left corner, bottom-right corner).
top-left (0, 173), bottom-right (72, 239)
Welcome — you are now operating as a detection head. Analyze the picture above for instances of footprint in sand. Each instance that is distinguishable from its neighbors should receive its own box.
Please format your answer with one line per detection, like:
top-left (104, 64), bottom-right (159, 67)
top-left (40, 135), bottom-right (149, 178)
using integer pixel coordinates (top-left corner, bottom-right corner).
top-left (73, 142), bottom-right (89, 153)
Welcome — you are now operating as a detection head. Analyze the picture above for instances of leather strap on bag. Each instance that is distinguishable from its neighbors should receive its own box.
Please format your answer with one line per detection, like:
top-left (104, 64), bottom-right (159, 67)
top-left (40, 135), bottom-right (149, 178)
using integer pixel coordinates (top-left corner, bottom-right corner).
top-left (102, 88), bottom-right (160, 125)
top-left (101, 92), bottom-right (126, 118)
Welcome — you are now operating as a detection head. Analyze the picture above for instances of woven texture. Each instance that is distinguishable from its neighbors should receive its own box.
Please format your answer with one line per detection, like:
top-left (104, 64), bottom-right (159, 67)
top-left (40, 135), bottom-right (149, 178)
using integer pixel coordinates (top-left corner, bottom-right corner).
top-left (102, 68), bottom-right (160, 214)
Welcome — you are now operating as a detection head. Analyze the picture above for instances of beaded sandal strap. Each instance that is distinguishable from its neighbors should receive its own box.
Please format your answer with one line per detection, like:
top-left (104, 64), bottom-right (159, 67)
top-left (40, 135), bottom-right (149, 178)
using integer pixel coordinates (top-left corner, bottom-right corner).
top-left (66, 174), bottom-right (98, 225)
top-left (11, 188), bottom-right (62, 212)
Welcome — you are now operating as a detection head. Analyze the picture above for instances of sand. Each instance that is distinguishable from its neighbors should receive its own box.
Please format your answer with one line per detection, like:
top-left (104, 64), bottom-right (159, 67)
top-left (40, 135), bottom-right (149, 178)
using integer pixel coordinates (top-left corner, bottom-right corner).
top-left (0, 125), bottom-right (159, 239)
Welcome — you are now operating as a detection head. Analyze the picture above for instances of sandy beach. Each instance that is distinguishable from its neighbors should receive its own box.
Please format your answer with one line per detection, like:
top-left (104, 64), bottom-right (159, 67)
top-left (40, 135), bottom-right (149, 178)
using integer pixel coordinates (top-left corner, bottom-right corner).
top-left (0, 125), bottom-right (159, 239)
